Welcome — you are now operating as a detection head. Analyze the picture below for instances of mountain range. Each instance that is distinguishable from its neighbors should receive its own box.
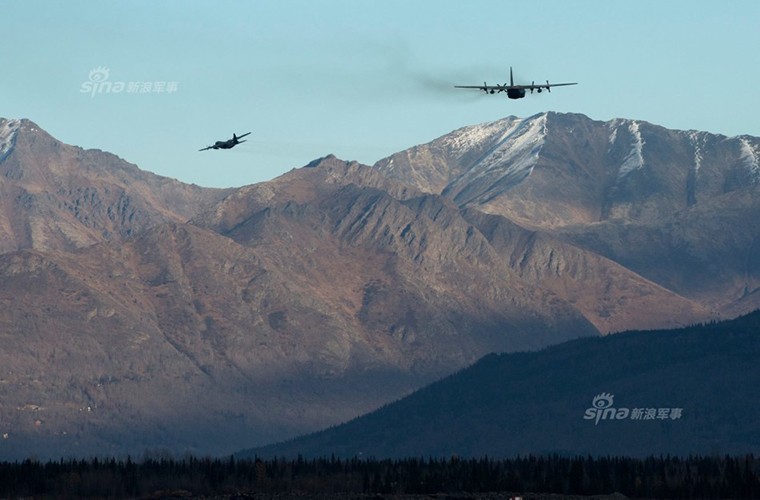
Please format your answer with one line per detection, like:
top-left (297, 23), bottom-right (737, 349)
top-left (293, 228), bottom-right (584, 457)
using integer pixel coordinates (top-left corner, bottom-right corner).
top-left (0, 112), bottom-right (758, 459)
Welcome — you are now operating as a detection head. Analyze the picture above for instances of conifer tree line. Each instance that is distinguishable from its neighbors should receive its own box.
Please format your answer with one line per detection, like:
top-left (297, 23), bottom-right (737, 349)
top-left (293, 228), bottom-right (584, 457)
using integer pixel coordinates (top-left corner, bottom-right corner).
top-left (1, 454), bottom-right (759, 498)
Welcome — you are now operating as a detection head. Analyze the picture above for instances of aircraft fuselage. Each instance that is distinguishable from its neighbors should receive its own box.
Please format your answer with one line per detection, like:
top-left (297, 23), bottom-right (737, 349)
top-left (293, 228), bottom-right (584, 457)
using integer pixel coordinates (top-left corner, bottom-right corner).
top-left (507, 88), bottom-right (526, 99)
top-left (199, 132), bottom-right (250, 152)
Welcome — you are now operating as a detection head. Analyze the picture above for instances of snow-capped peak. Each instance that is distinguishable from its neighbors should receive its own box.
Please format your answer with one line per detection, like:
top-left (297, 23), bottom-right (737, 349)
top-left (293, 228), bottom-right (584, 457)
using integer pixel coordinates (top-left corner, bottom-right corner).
top-left (452, 112), bottom-right (548, 187)
top-left (0, 118), bottom-right (21, 162)
top-left (441, 116), bottom-right (523, 155)
top-left (481, 113), bottom-right (546, 165)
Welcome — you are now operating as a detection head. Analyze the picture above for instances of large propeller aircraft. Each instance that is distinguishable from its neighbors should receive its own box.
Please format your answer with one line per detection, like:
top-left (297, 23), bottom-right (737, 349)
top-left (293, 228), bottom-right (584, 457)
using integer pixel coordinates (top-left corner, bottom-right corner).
top-left (455, 67), bottom-right (576, 99)
top-left (199, 132), bottom-right (251, 151)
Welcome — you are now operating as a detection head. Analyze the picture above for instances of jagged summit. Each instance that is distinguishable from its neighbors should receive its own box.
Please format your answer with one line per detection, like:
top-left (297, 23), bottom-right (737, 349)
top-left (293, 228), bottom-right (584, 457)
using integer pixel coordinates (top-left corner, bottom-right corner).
top-left (0, 118), bottom-right (231, 253)
top-left (304, 154), bottom-right (343, 168)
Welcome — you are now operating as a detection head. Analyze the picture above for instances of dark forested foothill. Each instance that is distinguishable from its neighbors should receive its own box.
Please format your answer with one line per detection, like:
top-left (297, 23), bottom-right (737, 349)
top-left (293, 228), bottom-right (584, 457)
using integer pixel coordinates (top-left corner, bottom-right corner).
top-left (1, 454), bottom-right (759, 499)
top-left (244, 310), bottom-right (760, 459)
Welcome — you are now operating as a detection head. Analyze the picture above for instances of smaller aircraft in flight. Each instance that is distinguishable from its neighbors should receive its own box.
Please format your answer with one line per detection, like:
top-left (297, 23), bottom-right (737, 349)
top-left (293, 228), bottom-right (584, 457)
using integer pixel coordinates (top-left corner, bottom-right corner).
top-left (455, 67), bottom-right (576, 99)
top-left (199, 132), bottom-right (251, 151)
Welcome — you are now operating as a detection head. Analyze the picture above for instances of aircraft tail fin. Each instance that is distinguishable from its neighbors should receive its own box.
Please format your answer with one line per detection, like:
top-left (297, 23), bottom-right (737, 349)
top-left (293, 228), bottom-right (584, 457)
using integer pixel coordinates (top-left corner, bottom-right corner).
top-left (510, 67), bottom-right (514, 87)
top-left (233, 133), bottom-right (237, 141)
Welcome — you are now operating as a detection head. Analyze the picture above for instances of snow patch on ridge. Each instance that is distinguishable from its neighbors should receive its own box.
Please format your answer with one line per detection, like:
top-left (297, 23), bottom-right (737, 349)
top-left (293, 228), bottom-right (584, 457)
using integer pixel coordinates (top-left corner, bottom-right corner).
top-left (689, 131), bottom-right (705, 176)
top-left (739, 137), bottom-right (760, 181)
top-left (617, 121), bottom-right (645, 180)
top-left (0, 119), bottom-right (21, 162)
top-left (607, 118), bottom-right (627, 148)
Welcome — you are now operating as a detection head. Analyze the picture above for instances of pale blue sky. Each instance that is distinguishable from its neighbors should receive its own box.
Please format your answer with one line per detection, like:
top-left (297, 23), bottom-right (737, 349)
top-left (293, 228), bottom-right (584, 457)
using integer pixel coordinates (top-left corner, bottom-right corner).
top-left (2, 0), bottom-right (759, 188)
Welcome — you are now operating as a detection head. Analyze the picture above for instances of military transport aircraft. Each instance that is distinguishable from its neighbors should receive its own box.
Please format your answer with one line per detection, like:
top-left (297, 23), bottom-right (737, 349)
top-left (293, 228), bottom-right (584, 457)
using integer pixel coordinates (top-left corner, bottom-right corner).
top-left (199, 132), bottom-right (251, 151)
top-left (455, 67), bottom-right (576, 99)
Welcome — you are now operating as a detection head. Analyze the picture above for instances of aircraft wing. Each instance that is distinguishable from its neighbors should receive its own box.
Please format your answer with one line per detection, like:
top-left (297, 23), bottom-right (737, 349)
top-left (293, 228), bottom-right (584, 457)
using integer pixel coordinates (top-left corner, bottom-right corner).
top-left (512, 82), bottom-right (577, 90)
top-left (236, 132), bottom-right (252, 139)
top-left (199, 146), bottom-right (213, 151)
top-left (454, 85), bottom-right (506, 91)
top-left (455, 82), bottom-right (577, 91)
